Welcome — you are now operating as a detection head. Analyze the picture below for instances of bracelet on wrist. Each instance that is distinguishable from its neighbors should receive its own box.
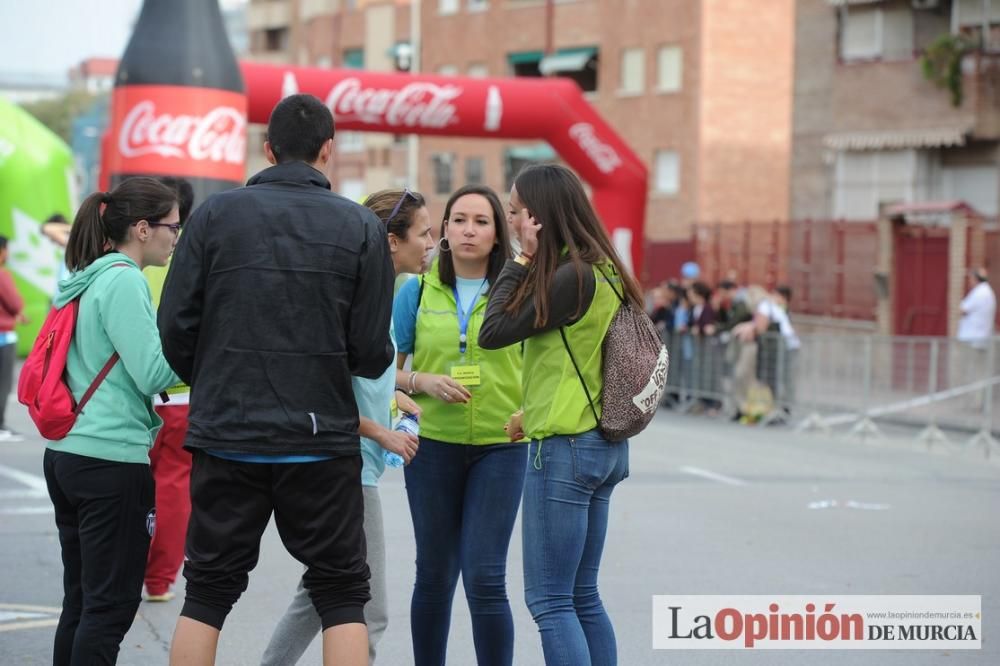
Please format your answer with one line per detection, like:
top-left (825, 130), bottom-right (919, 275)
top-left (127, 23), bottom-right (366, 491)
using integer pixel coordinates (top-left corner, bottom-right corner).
top-left (407, 371), bottom-right (419, 395)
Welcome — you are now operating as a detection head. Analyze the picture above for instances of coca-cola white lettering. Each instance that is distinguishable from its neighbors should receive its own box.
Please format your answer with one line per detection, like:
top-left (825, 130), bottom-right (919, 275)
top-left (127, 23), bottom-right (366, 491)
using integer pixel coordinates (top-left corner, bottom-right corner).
top-left (118, 101), bottom-right (246, 165)
top-left (325, 78), bottom-right (462, 128)
top-left (569, 123), bottom-right (622, 174)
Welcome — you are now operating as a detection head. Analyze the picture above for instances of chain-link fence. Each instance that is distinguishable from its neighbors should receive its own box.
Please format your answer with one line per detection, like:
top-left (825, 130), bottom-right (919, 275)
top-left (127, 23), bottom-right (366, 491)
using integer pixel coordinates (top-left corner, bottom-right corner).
top-left (662, 331), bottom-right (1000, 450)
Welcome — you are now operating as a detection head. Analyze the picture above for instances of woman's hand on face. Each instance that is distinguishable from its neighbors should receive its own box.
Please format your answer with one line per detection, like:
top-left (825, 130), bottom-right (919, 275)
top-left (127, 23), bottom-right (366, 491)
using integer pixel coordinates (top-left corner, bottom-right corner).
top-left (417, 373), bottom-right (472, 404)
top-left (376, 428), bottom-right (419, 464)
top-left (395, 390), bottom-right (422, 417)
top-left (520, 214), bottom-right (542, 257)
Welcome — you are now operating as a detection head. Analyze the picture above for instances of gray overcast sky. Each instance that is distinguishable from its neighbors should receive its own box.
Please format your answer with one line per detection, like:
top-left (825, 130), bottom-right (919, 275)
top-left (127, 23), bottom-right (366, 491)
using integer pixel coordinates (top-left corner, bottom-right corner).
top-left (0, 1), bottom-right (245, 81)
top-left (0, 1), bottom-right (143, 79)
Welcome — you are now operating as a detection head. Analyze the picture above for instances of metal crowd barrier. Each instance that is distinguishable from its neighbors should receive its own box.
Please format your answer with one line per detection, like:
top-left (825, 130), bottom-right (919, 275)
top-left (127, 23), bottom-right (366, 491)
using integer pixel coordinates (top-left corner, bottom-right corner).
top-left (660, 330), bottom-right (1000, 456)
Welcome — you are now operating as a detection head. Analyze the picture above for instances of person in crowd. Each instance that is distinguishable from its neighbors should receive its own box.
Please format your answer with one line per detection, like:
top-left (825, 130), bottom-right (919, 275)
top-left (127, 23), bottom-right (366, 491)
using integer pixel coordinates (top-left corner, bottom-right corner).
top-left (958, 267), bottom-right (996, 348)
top-left (957, 267), bottom-right (997, 408)
top-left (736, 284), bottom-right (799, 423)
top-left (393, 184), bottom-right (525, 666)
top-left (648, 285), bottom-right (672, 337)
top-left (143, 176), bottom-right (195, 603)
top-left (479, 164), bottom-right (639, 666)
top-left (687, 281), bottom-right (720, 412)
top-left (0, 235), bottom-right (26, 441)
top-left (41, 213), bottom-right (72, 301)
top-left (159, 94), bottom-right (395, 666)
top-left (43, 177), bottom-right (181, 664)
top-left (262, 187), bottom-right (434, 666)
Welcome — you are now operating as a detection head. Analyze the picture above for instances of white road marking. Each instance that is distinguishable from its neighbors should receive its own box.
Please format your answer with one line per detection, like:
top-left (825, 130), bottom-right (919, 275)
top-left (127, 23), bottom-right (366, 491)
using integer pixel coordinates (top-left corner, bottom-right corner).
top-left (0, 506), bottom-right (53, 515)
top-left (0, 604), bottom-right (61, 633)
top-left (0, 618), bottom-right (60, 632)
top-left (0, 463), bottom-right (48, 493)
top-left (0, 611), bottom-right (47, 621)
top-left (679, 466), bottom-right (748, 486)
top-left (0, 489), bottom-right (47, 499)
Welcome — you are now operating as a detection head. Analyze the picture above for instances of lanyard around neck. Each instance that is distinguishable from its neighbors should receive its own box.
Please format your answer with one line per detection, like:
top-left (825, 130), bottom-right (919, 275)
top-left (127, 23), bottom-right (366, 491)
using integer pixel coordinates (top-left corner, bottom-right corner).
top-left (453, 279), bottom-right (487, 354)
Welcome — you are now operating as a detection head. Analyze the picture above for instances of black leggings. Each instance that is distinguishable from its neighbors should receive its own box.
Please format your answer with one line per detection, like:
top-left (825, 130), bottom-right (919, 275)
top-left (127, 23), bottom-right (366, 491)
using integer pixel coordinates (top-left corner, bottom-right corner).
top-left (43, 449), bottom-right (154, 666)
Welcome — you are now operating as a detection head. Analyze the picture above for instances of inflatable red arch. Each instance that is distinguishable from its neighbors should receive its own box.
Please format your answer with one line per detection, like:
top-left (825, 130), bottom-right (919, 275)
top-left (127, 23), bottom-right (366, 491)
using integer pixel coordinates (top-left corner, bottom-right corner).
top-left (241, 63), bottom-right (648, 274)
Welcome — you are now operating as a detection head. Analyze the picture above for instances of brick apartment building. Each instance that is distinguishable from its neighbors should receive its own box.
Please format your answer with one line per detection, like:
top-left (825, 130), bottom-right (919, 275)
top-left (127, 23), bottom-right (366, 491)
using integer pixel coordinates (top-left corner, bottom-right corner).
top-left (792, 0), bottom-right (1000, 221)
top-left (246, 0), bottom-right (795, 280)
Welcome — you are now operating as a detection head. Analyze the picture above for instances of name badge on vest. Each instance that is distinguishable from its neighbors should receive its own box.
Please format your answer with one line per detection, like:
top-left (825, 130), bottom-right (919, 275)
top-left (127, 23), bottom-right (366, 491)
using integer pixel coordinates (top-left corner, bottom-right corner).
top-left (449, 363), bottom-right (482, 387)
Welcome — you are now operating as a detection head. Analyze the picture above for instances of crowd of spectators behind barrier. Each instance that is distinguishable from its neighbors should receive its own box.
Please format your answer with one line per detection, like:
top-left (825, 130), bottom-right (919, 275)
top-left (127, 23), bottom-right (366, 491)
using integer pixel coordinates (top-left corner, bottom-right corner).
top-left (646, 262), bottom-right (800, 425)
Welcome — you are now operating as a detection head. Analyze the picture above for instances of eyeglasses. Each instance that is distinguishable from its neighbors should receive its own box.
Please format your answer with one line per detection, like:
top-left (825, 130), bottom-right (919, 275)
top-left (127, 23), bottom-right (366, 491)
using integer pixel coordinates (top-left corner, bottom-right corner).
top-left (384, 189), bottom-right (417, 224)
top-left (148, 222), bottom-right (182, 235)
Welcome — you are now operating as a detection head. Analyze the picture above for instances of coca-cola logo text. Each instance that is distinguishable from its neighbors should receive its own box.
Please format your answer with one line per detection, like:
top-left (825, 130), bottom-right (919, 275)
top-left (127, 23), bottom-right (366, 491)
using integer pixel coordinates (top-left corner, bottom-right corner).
top-left (569, 123), bottom-right (622, 174)
top-left (119, 101), bottom-right (246, 165)
top-left (325, 78), bottom-right (461, 129)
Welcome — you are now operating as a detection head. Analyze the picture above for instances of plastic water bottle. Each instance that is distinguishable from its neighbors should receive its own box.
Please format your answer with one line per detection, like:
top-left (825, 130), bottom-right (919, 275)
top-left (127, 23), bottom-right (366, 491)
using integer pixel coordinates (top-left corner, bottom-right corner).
top-left (384, 413), bottom-right (419, 468)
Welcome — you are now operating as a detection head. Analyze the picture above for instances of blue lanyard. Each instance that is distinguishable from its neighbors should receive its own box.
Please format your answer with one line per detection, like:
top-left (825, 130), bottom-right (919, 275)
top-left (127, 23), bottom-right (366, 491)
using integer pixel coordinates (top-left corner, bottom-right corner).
top-left (454, 279), bottom-right (487, 355)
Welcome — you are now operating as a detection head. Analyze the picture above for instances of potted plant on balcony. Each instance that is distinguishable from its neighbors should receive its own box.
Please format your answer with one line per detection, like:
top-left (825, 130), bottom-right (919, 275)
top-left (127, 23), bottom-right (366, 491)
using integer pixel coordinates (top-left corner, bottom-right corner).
top-left (921, 33), bottom-right (975, 107)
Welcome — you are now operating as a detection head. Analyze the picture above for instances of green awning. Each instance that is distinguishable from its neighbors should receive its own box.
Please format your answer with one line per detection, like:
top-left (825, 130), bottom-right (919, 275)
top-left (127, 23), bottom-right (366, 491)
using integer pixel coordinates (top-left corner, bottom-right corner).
top-left (508, 50), bottom-right (544, 65)
top-left (343, 48), bottom-right (364, 69)
top-left (539, 47), bottom-right (597, 75)
top-left (506, 143), bottom-right (557, 162)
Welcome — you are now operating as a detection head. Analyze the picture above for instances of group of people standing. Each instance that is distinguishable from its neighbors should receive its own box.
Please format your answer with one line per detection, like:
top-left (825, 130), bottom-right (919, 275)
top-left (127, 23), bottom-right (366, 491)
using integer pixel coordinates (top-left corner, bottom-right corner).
top-left (39, 93), bottom-right (638, 666)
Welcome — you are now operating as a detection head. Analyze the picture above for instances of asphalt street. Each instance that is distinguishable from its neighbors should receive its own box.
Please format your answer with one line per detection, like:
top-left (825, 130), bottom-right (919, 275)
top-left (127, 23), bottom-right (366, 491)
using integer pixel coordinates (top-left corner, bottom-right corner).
top-left (1, 401), bottom-right (998, 665)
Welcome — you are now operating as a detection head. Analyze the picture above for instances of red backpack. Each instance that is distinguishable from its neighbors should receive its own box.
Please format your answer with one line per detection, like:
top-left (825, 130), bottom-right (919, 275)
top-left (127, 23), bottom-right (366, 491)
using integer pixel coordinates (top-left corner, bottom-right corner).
top-left (18, 271), bottom-right (125, 440)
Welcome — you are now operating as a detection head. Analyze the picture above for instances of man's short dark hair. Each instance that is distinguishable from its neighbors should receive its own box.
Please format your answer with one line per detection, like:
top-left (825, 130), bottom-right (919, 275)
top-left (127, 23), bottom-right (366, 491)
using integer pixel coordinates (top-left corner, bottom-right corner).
top-left (0, 236), bottom-right (8, 250)
top-left (719, 279), bottom-right (737, 291)
top-left (45, 213), bottom-right (69, 226)
top-left (776, 284), bottom-right (793, 302)
top-left (266, 94), bottom-right (335, 164)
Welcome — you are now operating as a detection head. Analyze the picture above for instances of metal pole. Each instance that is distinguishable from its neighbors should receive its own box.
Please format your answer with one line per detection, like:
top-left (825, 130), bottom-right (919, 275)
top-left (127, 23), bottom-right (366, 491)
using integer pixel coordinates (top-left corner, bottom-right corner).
top-left (406, 0), bottom-right (421, 187)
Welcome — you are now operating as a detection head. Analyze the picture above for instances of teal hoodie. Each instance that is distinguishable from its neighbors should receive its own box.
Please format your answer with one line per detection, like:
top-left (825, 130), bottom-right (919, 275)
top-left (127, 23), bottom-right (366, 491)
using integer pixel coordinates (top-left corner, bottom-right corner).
top-left (46, 253), bottom-right (179, 464)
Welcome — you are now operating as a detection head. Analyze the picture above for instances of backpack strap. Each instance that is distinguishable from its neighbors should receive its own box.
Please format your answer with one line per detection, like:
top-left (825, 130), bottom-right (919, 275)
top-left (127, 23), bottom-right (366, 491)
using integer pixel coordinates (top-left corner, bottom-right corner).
top-left (559, 327), bottom-right (600, 426)
top-left (69, 261), bottom-right (133, 414)
top-left (73, 352), bottom-right (120, 415)
top-left (595, 262), bottom-right (625, 305)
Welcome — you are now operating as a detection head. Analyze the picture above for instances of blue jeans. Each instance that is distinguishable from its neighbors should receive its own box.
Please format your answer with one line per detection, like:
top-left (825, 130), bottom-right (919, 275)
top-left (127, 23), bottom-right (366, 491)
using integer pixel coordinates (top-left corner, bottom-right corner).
top-left (404, 438), bottom-right (527, 666)
top-left (522, 430), bottom-right (629, 666)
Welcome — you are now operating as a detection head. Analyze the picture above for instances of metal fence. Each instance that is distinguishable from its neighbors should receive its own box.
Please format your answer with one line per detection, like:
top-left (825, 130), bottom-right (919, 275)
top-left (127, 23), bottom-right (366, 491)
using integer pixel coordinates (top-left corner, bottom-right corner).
top-left (662, 331), bottom-right (1000, 455)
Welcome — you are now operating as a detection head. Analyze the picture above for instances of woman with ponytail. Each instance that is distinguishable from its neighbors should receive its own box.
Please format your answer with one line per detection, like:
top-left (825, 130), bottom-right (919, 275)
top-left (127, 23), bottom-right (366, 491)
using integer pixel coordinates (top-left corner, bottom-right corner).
top-left (44, 177), bottom-right (181, 665)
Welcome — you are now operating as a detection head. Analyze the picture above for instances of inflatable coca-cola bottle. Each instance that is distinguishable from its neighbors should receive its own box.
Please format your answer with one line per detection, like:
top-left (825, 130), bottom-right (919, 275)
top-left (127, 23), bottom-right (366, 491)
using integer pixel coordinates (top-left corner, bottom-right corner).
top-left (105, 0), bottom-right (247, 206)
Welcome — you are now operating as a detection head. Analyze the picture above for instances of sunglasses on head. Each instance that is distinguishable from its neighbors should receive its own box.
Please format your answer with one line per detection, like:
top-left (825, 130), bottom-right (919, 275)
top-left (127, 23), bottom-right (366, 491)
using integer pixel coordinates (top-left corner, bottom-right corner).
top-left (384, 189), bottom-right (417, 224)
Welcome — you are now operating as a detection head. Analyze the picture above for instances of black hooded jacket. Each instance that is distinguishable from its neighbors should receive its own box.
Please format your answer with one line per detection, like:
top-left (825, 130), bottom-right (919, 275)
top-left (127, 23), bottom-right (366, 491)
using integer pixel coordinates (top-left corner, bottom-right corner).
top-left (158, 161), bottom-right (394, 456)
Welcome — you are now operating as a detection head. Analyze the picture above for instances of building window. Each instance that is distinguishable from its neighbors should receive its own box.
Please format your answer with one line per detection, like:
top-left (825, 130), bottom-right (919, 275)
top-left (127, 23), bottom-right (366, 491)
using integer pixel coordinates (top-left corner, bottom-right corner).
top-left (656, 45), bottom-right (682, 92)
top-left (337, 131), bottom-right (365, 154)
top-left (432, 153), bottom-right (454, 195)
top-left (468, 63), bottom-right (489, 77)
top-left (343, 48), bottom-right (364, 69)
top-left (839, 5), bottom-right (914, 61)
top-left (954, 0), bottom-right (1000, 51)
top-left (315, 55), bottom-right (332, 68)
top-left (619, 48), bottom-right (645, 94)
top-left (339, 178), bottom-right (366, 204)
top-left (507, 47), bottom-right (599, 92)
top-left (654, 150), bottom-right (680, 196)
top-left (439, 0), bottom-right (459, 14)
top-left (264, 27), bottom-right (289, 52)
top-left (437, 64), bottom-right (459, 76)
top-left (833, 149), bottom-right (933, 219)
top-left (465, 157), bottom-right (484, 185)
top-left (468, 0), bottom-right (488, 11)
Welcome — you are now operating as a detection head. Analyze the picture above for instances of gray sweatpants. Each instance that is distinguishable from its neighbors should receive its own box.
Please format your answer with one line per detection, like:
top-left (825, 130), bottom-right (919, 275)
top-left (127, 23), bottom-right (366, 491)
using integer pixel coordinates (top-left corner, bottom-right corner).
top-left (261, 486), bottom-right (387, 666)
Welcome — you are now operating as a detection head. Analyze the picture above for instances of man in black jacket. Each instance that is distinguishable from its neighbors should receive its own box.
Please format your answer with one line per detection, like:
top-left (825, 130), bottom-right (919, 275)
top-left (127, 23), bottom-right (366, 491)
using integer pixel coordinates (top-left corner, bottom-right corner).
top-left (160, 94), bottom-right (394, 666)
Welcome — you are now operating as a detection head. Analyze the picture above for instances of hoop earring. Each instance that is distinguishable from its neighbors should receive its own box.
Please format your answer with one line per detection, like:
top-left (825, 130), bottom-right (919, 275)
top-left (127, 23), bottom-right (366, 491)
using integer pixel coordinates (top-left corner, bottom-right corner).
top-left (438, 237), bottom-right (451, 253)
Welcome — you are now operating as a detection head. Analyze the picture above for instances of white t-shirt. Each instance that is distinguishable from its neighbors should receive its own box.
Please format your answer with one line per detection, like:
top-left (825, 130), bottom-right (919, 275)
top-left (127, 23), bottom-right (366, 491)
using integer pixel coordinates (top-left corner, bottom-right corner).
top-left (757, 299), bottom-right (800, 350)
top-left (957, 282), bottom-right (996, 344)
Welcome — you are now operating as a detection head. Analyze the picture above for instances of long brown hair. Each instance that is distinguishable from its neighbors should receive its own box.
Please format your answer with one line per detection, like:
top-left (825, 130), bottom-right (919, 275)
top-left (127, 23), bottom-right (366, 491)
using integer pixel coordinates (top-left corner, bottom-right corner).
top-left (66, 177), bottom-right (177, 271)
top-left (437, 185), bottom-right (512, 288)
top-left (505, 164), bottom-right (643, 326)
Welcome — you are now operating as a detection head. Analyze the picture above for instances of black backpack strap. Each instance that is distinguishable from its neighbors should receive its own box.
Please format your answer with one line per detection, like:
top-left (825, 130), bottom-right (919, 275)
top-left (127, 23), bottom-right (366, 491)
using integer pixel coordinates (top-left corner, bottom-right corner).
top-left (559, 327), bottom-right (600, 426)
top-left (595, 262), bottom-right (625, 305)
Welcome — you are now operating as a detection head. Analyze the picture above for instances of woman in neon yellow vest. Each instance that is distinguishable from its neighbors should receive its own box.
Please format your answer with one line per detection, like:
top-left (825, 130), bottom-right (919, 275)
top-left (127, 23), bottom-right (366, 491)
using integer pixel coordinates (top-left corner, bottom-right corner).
top-left (480, 164), bottom-right (644, 666)
top-left (393, 184), bottom-right (525, 666)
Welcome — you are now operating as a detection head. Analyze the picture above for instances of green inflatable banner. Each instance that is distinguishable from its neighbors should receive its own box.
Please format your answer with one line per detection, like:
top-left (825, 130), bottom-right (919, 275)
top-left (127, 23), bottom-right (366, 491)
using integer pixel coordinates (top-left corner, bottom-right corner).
top-left (0, 98), bottom-right (77, 356)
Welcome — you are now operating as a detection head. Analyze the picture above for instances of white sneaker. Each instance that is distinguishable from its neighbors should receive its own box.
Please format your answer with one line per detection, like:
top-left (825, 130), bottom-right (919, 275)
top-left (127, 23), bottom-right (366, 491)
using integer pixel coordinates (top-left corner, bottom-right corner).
top-left (0, 429), bottom-right (25, 442)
